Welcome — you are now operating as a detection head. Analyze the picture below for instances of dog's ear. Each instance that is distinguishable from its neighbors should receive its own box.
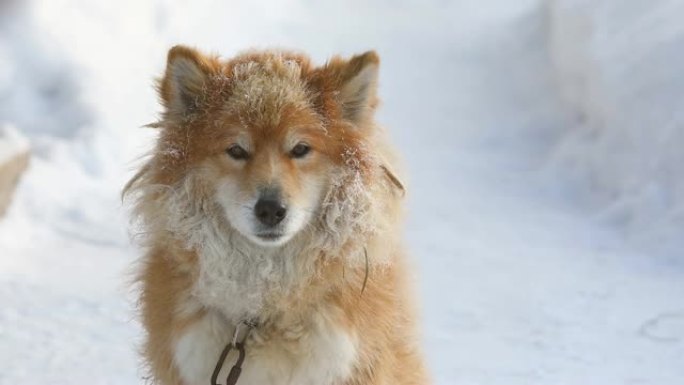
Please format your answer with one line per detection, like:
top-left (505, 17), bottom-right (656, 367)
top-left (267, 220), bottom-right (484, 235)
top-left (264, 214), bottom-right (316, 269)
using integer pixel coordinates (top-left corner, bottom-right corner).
top-left (339, 51), bottom-right (379, 123)
top-left (326, 51), bottom-right (380, 124)
top-left (159, 45), bottom-right (215, 117)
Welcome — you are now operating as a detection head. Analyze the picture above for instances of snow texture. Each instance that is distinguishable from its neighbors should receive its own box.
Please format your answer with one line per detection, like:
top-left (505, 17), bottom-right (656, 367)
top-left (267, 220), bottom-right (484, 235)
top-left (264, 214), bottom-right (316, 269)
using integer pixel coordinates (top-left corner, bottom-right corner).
top-left (0, 124), bottom-right (29, 164)
top-left (0, 0), bottom-right (682, 384)
top-left (545, 0), bottom-right (684, 255)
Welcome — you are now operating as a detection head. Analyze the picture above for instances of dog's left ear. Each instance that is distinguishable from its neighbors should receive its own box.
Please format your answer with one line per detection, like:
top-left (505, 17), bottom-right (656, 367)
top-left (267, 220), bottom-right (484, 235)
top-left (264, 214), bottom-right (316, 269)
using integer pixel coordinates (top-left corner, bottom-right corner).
top-left (329, 51), bottom-right (380, 124)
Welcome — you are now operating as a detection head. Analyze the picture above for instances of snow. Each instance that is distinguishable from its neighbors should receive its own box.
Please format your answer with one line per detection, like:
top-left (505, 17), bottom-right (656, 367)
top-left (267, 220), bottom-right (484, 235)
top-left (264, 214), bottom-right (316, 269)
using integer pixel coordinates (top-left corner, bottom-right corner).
top-left (544, 0), bottom-right (684, 256)
top-left (0, 0), bottom-right (683, 384)
top-left (0, 124), bottom-right (29, 163)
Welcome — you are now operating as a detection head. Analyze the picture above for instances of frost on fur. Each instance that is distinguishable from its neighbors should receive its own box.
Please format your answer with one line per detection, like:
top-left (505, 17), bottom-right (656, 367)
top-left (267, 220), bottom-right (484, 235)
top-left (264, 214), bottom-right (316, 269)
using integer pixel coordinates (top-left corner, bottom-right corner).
top-left (312, 145), bottom-right (394, 264)
top-left (124, 138), bottom-right (397, 265)
top-left (124, 135), bottom-right (399, 320)
top-left (123, 48), bottom-right (405, 320)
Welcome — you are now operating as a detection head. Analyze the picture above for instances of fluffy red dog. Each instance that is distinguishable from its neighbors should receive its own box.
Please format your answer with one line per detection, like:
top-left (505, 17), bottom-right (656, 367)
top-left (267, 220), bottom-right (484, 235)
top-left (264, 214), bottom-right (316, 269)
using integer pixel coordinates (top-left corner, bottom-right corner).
top-left (125, 45), bottom-right (428, 385)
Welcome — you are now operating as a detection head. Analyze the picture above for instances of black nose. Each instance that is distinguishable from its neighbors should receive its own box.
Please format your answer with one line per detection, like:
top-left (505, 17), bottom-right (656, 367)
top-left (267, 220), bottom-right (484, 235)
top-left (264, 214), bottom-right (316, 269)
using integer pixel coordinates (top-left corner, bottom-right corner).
top-left (254, 199), bottom-right (287, 227)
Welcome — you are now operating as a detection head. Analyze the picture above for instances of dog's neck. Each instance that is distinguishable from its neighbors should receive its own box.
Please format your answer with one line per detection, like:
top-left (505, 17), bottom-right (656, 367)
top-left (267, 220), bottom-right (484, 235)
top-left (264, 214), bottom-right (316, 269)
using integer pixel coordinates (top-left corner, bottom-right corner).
top-left (190, 218), bottom-right (332, 323)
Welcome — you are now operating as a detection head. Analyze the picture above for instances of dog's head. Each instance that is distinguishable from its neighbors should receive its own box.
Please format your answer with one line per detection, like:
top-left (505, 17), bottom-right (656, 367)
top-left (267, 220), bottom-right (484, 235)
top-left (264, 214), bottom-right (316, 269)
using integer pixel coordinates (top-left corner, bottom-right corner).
top-left (137, 46), bottom-right (389, 248)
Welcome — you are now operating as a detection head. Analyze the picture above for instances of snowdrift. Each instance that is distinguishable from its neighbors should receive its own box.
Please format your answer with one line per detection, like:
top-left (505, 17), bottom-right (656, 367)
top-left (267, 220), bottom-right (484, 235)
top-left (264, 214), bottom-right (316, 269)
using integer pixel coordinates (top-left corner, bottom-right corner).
top-left (545, 0), bottom-right (684, 253)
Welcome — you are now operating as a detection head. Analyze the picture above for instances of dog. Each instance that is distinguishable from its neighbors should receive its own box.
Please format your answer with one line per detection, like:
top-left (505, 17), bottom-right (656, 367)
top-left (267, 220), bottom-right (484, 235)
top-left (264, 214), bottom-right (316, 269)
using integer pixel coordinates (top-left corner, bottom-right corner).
top-left (125, 45), bottom-right (428, 385)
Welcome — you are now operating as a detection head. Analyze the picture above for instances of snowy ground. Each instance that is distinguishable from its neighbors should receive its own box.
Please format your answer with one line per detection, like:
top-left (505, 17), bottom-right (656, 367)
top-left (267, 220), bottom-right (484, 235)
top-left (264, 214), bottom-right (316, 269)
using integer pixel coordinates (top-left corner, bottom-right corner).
top-left (1, 0), bottom-right (683, 384)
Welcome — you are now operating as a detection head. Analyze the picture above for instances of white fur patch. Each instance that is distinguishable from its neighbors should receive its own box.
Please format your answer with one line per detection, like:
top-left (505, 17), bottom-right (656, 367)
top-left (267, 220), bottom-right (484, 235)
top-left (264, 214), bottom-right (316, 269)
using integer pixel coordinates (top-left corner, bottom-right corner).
top-left (193, 229), bottom-right (302, 320)
top-left (174, 313), bottom-right (232, 384)
top-left (174, 311), bottom-right (357, 385)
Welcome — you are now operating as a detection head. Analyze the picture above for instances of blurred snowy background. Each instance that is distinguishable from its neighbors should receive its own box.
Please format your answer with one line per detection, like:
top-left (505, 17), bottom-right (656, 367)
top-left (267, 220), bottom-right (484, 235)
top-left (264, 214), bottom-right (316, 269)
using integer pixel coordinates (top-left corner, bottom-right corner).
top-left (0, 0), bottom-right (683, 384)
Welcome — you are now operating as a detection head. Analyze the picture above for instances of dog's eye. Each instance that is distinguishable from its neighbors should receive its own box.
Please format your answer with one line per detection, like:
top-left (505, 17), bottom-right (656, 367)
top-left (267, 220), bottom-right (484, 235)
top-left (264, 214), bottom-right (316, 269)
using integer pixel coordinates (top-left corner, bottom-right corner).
top-left (290, 143), bottom-right (311, 159)
top-left (226, 145), bottom-right (249, 160)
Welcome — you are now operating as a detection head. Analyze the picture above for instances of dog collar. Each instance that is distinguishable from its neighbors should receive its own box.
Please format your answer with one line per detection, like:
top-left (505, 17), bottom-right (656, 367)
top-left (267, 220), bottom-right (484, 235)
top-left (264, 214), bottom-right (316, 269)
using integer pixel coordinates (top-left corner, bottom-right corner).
top-left (211, 319), bottom-right (258, 385)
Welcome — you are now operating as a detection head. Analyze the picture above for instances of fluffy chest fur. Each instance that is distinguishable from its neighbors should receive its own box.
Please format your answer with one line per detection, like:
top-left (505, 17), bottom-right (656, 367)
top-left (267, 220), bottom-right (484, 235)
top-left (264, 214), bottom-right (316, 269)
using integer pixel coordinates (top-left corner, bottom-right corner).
top-left (171, 226), bottom-right (358, 385)
top-left (186, 216), bottom-right (321, 321)
top-left (174, 297), bottom-right (357, 385)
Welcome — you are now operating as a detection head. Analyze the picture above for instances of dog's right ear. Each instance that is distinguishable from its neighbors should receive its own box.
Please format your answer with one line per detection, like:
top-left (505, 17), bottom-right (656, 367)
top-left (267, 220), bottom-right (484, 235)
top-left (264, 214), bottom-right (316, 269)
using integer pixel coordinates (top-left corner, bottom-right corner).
top-left (158, 45), bottom-right (215, 117)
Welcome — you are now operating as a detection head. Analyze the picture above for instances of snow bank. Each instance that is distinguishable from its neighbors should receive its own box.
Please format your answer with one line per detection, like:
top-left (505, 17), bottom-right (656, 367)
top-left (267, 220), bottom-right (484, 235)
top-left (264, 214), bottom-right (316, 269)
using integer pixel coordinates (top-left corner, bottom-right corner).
top-left (0, 124), bottom-right (29, 164)
top-left (0, 2), bottom-right (90, 141)
top-left (544, 0), bottom-right (684, 253)
top-left (0, 124), bottom-right (29, 216)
